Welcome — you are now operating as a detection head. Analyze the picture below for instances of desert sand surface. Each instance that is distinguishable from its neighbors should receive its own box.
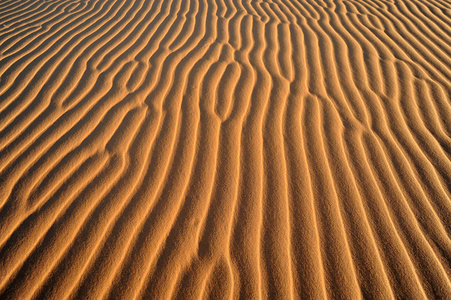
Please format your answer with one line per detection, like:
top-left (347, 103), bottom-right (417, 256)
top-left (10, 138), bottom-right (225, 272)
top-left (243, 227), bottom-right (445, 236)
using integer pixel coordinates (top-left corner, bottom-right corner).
top-left (0, 0), bottom-right (450, 299)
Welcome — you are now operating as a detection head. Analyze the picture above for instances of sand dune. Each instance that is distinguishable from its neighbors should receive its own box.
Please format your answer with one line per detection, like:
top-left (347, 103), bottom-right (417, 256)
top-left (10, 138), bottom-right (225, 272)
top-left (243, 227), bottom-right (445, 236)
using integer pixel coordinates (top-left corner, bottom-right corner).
top-left (0, 0), bottom-right (450, 298)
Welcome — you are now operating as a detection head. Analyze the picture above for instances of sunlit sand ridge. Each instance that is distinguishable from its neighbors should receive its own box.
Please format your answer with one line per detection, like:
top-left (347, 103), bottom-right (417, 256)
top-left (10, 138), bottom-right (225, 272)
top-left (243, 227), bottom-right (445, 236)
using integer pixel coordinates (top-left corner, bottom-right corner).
top-left (0, 0), bottom-right (450, 298)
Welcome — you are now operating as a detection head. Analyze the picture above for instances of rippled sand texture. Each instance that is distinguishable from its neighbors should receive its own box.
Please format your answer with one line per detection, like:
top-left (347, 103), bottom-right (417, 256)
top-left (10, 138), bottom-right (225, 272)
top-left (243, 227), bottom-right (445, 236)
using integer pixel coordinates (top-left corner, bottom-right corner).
top-left (0, 0), bottom-right (450, 298)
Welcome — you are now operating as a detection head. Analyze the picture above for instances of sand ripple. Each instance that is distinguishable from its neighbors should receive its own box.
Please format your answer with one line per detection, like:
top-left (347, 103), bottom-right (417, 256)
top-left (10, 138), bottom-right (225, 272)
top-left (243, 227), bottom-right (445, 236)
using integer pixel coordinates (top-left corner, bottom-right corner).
top-left (0, 0), bottom-right (450, 298)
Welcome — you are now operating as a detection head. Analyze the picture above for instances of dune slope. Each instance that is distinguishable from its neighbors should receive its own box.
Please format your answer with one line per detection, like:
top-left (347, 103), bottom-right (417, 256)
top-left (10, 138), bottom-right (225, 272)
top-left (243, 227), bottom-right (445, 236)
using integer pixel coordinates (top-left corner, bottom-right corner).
top-left (0, 0), bottom-right (450, 298)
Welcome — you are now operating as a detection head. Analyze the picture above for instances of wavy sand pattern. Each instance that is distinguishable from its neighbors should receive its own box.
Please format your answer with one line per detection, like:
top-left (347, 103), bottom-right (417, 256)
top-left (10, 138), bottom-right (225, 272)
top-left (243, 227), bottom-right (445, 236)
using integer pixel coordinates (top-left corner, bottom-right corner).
top-left (0, 0), bottom-right (450, 298)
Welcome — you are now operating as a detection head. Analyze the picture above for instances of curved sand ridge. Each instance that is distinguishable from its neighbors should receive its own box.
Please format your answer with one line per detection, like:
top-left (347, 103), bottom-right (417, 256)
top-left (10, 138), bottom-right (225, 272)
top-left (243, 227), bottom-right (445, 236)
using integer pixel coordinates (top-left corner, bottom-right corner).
top-left (0, 0), bottom-right (450, 298)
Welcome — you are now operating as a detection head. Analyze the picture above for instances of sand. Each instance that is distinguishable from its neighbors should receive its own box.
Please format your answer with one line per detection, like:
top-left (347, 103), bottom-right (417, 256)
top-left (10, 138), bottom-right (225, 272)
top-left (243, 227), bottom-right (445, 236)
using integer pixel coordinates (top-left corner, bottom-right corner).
top-left (0, 0), bottom-right (450, 298)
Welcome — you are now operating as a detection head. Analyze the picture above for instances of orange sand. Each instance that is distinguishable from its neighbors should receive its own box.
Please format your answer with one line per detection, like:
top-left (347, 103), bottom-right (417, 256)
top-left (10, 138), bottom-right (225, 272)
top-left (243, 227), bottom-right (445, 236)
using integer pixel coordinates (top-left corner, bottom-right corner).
top-left (0, 0), bottom-right (450, 298)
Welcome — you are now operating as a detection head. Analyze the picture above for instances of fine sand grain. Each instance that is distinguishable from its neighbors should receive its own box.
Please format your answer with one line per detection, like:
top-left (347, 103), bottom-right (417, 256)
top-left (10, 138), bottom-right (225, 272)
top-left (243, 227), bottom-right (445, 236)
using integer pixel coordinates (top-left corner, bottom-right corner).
top-left (0, 0), bottom-right (450, 299)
